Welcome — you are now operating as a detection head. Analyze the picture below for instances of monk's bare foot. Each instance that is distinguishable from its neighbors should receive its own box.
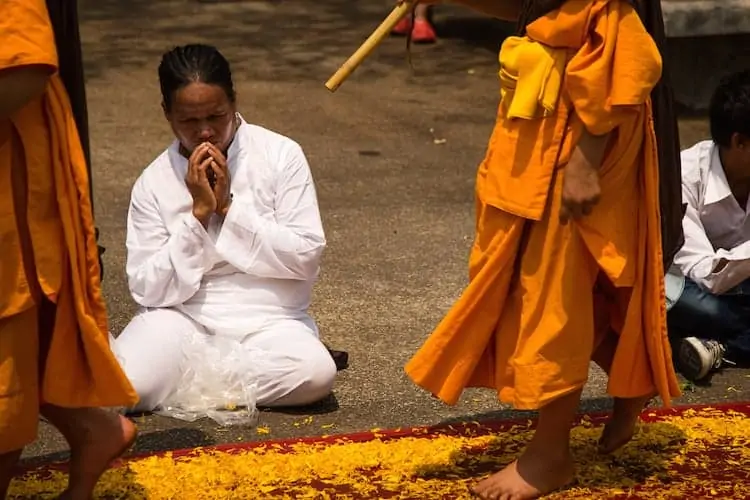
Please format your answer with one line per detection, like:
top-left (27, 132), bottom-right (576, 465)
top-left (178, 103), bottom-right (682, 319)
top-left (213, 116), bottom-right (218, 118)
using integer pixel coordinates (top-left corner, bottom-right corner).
top-left (471, 448), bottom-right (575, 500)
top-left (65, 411), bottom-right (137, 500)
top-left (598, 395), bottom-right (651, 454)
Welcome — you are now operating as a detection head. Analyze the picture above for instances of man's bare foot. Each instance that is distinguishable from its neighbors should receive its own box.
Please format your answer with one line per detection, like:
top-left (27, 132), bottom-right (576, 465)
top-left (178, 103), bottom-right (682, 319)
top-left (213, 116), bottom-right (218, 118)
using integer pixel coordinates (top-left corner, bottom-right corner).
top-left (64, 411), bottom-right (137, 500)
top-left (598, 395), bottom-right (651, 454)
top-left (472, 448), bottom-right (575, 500)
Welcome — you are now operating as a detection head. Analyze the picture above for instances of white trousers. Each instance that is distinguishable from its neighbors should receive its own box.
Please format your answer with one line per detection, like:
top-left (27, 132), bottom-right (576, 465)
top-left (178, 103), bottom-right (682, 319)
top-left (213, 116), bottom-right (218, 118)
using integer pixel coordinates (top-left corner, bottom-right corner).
top-left (113, 308), bottom-right (337, 412)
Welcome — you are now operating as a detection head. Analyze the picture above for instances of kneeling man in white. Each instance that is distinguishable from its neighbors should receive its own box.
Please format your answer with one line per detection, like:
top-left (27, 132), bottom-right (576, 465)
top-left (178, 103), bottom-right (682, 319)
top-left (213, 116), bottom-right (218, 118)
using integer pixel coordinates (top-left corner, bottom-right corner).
top-left (113, 44), bottom-right (336, 412)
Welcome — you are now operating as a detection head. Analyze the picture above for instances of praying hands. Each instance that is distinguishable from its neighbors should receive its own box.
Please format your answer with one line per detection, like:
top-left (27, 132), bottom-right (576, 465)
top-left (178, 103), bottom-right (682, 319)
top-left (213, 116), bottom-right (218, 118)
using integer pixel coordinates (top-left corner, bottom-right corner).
top-left (186, 142), bottom-right (232, 227)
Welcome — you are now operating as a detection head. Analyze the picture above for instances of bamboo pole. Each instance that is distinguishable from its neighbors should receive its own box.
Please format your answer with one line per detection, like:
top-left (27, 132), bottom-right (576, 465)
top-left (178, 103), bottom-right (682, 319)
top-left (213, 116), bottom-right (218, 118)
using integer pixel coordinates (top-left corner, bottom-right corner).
top-left (325, 0), bottom-right (417, 92)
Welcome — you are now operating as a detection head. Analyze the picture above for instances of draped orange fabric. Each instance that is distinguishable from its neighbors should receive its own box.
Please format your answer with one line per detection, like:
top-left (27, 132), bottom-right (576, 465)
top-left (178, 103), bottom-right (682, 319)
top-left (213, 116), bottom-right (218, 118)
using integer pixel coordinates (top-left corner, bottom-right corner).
top-left (404, 0), bottom-right (681, 410)
top-left (0, 0), bottom-right (137, 451)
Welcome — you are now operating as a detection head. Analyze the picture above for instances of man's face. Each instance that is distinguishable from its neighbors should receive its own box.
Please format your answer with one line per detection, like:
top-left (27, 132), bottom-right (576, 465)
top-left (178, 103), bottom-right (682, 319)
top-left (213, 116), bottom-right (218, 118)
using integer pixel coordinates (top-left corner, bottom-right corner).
top-left (164, 82), bottom-right (237, 155)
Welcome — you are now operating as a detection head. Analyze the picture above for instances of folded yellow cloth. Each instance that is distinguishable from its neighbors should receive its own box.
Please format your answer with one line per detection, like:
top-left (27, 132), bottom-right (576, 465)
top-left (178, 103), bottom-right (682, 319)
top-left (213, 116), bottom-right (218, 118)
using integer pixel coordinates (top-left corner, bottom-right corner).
top-left (498, 35), bottom-right (568, 119)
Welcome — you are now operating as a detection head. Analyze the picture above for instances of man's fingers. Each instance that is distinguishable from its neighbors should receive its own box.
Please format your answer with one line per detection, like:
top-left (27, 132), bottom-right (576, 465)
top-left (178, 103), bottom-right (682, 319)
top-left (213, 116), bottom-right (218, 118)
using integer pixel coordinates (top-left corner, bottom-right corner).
top-left (569, 202), bottom-right (582, 220)
top-left (198, 156), bottom-right (213, 177)
top-left (205, 143), bottom-right (223, 158)
top-left (212, 159), bottom-right (226, 180)
top-left (189, 143), bottom-right (209, 164)
top-left (187, 143), bottom-right (210, 180)
top-left (562, 195), bottom-right (602, 221)
top-left (560, 200), bottom-right (590, 223)
top-left (206, 144), bottom-right (228, 172)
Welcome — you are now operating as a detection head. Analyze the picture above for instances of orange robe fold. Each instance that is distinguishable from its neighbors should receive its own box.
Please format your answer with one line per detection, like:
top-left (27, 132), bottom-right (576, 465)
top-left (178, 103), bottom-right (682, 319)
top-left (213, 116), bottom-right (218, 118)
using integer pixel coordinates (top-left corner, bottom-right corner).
top-left (0, 0), bottom-right (137, 450)
top-left (404, 0), bottom-right (681, 410)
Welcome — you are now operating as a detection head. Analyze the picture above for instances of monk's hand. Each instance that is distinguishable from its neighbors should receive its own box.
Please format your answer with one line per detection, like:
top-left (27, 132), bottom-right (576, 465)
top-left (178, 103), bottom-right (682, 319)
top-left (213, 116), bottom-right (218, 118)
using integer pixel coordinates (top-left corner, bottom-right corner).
top-left (205, 144), bottom-right (231, 217)
top-left (186, 142), bottom-right (217, 228)
top-left (560, 152), bottom-right (601, 225)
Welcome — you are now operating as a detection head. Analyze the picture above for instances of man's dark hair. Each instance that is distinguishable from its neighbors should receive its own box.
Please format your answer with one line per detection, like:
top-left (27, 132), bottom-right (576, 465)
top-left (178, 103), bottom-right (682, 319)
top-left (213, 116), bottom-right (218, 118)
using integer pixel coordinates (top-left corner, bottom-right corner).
top-left (158, 44), bottom-right (236, 112)
top-left (709, 69), bottom-right (750, 148)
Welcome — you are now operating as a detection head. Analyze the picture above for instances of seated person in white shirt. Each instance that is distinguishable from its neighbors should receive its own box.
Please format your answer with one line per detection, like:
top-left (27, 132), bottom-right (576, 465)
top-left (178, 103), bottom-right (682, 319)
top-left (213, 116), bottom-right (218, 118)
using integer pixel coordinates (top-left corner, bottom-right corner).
top-left (667, 69), bottom-right (750, 382)
top-left (113, 44), bottom-right (338, 411)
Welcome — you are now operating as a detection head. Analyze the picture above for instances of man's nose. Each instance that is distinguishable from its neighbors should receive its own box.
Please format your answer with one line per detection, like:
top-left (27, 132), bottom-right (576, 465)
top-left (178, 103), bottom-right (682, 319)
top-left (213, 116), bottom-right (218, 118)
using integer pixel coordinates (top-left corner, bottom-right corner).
top-left (198, 125), bottom-right (213, 141)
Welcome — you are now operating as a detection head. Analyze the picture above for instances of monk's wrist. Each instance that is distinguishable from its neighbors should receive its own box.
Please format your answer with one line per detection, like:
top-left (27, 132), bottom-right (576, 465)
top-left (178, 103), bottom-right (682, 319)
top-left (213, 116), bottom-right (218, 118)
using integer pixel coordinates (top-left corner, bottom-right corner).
top-left (567, 148), bottom-right (598, 176)
top-left (576, 129), bottom-right (612, 169)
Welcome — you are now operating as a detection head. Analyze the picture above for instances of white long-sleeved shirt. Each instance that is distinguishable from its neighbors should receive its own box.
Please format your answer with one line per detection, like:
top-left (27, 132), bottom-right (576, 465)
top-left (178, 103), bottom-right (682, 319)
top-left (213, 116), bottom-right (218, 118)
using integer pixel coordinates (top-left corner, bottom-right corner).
top-left (672, 140), bottom-right (750, 295)
top-left (125, 119), bottom-right (326, 336)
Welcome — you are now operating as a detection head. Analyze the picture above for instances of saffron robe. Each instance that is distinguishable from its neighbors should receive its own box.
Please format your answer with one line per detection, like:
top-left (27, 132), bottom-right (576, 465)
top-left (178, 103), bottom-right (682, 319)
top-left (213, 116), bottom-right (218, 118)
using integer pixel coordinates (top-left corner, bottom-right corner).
top-left (405, 0), bottom-right (681, 410)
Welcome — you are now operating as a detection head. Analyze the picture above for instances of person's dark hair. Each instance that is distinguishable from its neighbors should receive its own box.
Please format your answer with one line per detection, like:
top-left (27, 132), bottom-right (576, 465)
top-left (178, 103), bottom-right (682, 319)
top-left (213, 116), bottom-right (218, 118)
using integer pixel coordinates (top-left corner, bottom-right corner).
top-left (709, 69), bottom-right (750, 148)
top-left (158, 44), bottom-right (236, 112)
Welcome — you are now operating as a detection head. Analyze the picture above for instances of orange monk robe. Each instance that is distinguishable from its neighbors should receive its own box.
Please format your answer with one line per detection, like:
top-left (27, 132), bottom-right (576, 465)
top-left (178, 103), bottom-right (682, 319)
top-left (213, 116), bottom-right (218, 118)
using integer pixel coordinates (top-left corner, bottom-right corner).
top-left (0, 0), bottom-right (138, 452)
top-left (405, 0), bottom-right (681, 410)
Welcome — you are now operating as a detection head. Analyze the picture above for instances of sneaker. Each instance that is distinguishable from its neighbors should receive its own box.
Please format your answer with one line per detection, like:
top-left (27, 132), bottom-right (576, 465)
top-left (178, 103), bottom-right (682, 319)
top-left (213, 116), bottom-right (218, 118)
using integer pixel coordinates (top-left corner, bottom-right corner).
top-left (676, 337), bottom-right (726, 382)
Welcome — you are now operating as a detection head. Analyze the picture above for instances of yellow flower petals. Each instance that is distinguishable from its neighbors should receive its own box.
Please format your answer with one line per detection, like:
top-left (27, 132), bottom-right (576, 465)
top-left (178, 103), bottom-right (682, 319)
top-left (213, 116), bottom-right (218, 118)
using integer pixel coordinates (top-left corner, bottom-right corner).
top-left (8, 408), bottom-right (748, 499)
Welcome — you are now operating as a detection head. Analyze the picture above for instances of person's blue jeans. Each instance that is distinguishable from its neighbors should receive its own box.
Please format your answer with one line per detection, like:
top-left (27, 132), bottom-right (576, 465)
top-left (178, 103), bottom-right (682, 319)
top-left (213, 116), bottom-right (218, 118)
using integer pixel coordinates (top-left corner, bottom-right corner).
top-left (667, 278), bottom-right (750, 365)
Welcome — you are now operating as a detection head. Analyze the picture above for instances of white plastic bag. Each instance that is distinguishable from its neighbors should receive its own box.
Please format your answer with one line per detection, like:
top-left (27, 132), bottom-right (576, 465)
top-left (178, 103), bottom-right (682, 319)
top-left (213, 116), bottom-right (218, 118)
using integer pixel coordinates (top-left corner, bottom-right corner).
top-left (154, 331), bottom-right (260, 427)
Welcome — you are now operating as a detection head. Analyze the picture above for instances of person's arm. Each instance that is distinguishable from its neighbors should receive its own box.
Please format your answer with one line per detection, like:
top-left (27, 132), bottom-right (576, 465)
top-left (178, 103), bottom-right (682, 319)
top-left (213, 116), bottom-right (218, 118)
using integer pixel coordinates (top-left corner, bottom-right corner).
top-left (562, 1), bottom-right (662, 138)
top-left (559, 123), bottom-right (612, 223)
top-left (0, 66), bottom-right (52, 119)
top-left (673, 187), bottom-right (750, 295)
top-left (214, 143), bottom-right (326, 281)
top-left (574, 127), bottom-right (612, 169)
top-left (125, 174), bottom-right (218, 308)
top-left (1, 1), bottom-right (59, 119)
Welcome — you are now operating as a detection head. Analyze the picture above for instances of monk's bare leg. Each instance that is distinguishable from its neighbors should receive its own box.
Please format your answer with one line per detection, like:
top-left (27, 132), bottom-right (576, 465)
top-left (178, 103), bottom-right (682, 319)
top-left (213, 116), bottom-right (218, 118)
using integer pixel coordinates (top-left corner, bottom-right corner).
top-left (472, 389), bottom-right (580, 500)
top-left (598, 395), bottom-right (652, 455)
top-left (0, 449), bottom-right (23, 498)
top-left (41, 406), bottom-right (136, 500)
top-left (592, 330), bottom-right (652, 454)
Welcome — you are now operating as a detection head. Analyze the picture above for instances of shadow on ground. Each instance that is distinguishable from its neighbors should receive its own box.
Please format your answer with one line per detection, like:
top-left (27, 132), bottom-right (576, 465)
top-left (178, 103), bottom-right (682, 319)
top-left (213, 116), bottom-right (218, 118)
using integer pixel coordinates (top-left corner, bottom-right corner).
top-left (19, 427), bottom-right (215, 468)
top-left (435, 396), bottom-right (615, 426)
